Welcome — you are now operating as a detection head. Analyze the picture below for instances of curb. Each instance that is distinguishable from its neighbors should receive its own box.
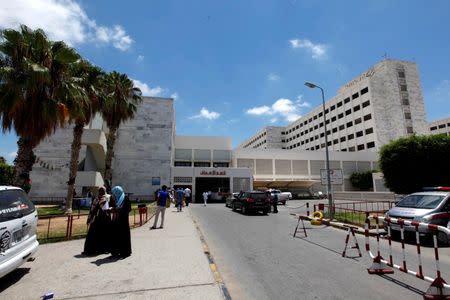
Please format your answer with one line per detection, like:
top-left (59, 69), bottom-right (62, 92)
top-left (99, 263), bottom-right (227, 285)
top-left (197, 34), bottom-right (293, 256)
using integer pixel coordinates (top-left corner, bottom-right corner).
top-left (191, 215), bottom-right (232, 300)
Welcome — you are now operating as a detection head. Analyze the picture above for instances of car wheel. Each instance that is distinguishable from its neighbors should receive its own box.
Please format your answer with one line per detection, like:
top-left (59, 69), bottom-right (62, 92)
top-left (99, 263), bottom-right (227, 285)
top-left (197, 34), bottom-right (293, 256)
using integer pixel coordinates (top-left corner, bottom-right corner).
top-left (263, 209), bottom-right (269, 215)
top-left (232, 203), bottom-right (237, 211)
top-left (437, 231), bottom-right (449, 246)
top-left (242, 205), bottom-right (247, 215)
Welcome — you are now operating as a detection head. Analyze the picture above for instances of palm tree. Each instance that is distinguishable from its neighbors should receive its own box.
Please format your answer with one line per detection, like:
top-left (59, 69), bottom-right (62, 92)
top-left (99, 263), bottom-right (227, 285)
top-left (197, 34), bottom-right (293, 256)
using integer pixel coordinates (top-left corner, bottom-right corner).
top-left (0, 25), bottom-right (84, 189)
top-left (64, 61), bottom-right (105, 213)
top-left (102, 71), bottom-right (142, 189)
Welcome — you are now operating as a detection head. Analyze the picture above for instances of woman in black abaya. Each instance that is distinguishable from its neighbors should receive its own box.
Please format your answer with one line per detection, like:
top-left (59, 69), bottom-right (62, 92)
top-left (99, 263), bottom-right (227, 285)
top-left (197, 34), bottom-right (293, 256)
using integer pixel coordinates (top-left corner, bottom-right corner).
top-left (110, 186), bottom-right (132, 258)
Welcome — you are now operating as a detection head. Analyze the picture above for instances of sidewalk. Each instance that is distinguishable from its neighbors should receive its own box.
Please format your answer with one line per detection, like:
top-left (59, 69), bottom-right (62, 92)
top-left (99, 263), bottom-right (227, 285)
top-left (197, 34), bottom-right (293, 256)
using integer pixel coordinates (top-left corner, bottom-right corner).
top-left (0, 207), bottom-right (224, 299)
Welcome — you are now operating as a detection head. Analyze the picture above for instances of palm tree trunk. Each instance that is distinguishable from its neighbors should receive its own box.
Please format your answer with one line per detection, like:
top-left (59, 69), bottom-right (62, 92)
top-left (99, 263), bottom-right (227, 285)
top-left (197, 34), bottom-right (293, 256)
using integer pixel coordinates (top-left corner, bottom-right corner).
top-left (13, 137), bottom-right (36, 191)
top-left (104, 126), bottom-right (117, 192)
top-left (65, 121), bottom-right (84, 214)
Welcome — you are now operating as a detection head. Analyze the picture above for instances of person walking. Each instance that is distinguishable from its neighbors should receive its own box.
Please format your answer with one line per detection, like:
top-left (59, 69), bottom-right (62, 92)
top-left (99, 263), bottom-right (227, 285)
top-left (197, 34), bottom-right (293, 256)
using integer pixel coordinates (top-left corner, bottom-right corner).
top-left (152, 185), bottom-right (169, 229)
top-left (202, 191), bottom-right (208, 206)
top-left (272, 191), bottom-right (279, 213)
top-left (184, 187), bottom-right (191, 206)
top-left (83, 186), bottom-right (112, 256)
top-left (110, 186), bottom-right (132, 258)
top-left (176, 187), bottom-right (184, 212)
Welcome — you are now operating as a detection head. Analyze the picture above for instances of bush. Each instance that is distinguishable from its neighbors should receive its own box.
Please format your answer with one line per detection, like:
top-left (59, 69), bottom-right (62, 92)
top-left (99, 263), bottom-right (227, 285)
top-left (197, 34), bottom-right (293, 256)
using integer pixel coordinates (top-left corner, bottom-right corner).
top-left (379, 134), bottom-right (450, 194)
top-left (350, 171), bottom-right (373, 191)
top-left (0, 157), bottom-right (14, 185)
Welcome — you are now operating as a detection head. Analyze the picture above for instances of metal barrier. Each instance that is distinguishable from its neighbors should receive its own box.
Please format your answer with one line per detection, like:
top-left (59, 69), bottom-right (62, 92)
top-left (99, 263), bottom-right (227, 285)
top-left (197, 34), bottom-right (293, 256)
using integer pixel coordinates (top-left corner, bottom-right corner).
top-left (365, 215), bottom-right (450, 299)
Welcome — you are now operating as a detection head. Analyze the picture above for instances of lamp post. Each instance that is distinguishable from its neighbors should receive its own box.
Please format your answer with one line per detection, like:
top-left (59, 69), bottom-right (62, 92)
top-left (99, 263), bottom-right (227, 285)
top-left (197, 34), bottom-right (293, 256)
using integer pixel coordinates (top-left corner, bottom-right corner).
top-left (304, 82), bottom-right (333, 220)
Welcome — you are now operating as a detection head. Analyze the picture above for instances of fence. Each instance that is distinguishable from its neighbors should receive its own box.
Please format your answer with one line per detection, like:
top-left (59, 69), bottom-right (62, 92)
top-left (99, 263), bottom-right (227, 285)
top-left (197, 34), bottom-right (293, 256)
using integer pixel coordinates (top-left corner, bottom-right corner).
top-left (37, 204), bottom-right (156, 243)
top-left (313, 201), bottom-right (396, 227)
top-left (365, 215), bottom-right (450, 299)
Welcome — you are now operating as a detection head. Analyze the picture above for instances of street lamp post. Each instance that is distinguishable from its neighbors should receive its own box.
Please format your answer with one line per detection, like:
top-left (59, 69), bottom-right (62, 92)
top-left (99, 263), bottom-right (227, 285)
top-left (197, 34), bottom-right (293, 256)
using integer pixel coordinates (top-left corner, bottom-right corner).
top-left (304, 82), bottom-right (334, 220)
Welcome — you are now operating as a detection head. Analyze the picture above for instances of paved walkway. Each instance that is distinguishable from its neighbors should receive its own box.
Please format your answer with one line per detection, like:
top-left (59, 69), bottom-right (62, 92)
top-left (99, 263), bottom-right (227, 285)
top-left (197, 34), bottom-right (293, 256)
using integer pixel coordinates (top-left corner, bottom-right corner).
top-left (0, 207), bottom-right (224, 299)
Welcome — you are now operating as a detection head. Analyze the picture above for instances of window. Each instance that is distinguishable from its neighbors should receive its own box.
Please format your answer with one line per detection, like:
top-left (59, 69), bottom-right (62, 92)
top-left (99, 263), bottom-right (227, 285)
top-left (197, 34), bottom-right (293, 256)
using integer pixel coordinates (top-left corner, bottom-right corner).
top-left (348, 146), bottom-right (355, 152)
top-left (319, 122), bottom-right (324, 127)
top-left (314, 125), bottom-right (318, 130)
top-left (337, 101), bottom-right (343, 108)
top-left (313, 115), bottom-right (317, 120)
top-left (321, 143), bottom-right (325, 148)
top-left (325, 108), bottom-right (329, 114)
top-left (360, 87), bottom-right (369, 95)
top-left (439, 124), bottom-right (446, 129)
top-left (341, 148), bottom-right (347, 152)
top-left (345, 109), bottom-right (351, 115)
top-left (344, 97), bottom-right (350, 104)
top-left (309, 118), bottom-right (313, 122)
top-left (296, 125), bottom-right (299, 129)
top-left (352, 92), bottom-right (359, 99)
top-left (338, 113), bottom-right (344, 119)
top-left (315, 145), bottom-right (320, 150)
top-left (194, 162), bottom-right (211, 167)
top-left (318, 112), bottom-right (323, 117)
top-left (326, 120), bottom-right (330, 124)
top-left (367, 142), bottom-right (375, 149)
top-left (353, 105), bottom-right (361, 112)
top-left (407, 126), bottom-right (414, 134)
top-left (339, 124), bottom-right (345, 130)
top-left (315, 135), bottom-right (319, 140)
top-left (333, 139), bottom-right (338, 144)
top-left (362, 100), bottom-right (370, 108)
top-left (320, 132), bottom-right (325, 138)
top-left (327, 141), bottom-right (332, 146)
top-left (281, 139), bottom-right (285, 142)
top-left (356, 131), bottom-right (363, 137)
top-left (213, 162), bottom-right (229, 167)
top-left (330, 105), bottom-right (336, 111)
top-left (398, 71), bottom-right (405, 78)
top-left (404, 112), bottom-right (411, 119)
top-left (348, 133), bottom-right (354, 140)
top-left (340, 136), bottom-right (346, 142)
top-left (357, 144), bottom-right (365, 151)
top-left (430, 126), bottom-right (437, 131)
top-left (331, 116), bottom-right (337, 122)
top-left (365, 128), bottom-right (374, 135)
top-left (400, 85), bottom-right (407, 91)
top-left (301, 141), bottom-right (305, 145)
top-left (174, 161), bottom-right (192, 167)
top-left (346, 121), bottom-right (353, 128)
top-left (355, 117), bottom-right (362, 125)
top-left (332, 127), bottom-right (337, 133)
top-left (402, 98), bottom-right (410, 105)
top-left (326, 130), bottom-right (331, 135)
top-left (281, 131), bottom-right (286, 135)
top-left (363, 114), bottom-right (372, 121)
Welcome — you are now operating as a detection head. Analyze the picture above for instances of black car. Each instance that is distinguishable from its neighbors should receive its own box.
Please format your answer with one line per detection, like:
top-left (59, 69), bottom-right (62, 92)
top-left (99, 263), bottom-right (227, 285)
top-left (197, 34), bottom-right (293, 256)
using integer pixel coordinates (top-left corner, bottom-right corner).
top-left (231, 191), bottom-right (271, 215)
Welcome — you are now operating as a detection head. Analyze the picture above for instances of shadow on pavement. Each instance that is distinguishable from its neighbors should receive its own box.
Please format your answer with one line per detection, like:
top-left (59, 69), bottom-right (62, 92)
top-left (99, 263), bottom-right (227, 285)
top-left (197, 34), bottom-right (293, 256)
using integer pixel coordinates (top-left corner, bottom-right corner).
top-left (91, 256), bottom-right (121, 266)
top-left (0, 268), bottom-right (30, 292)
top-left (378, 274), bottom-right (424, 296)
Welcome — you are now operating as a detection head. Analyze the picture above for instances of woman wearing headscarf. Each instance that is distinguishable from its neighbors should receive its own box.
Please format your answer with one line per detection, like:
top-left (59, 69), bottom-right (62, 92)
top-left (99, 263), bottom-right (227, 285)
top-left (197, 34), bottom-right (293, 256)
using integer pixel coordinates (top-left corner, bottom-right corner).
top-left (83, 186), bottom-right (112, 255)
top-left (110, 186), bottom-right (132, 258)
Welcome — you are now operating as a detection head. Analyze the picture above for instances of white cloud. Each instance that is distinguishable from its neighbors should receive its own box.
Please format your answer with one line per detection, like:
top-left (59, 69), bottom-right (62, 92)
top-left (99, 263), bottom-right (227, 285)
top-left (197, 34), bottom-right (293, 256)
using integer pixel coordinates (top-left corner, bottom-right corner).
top-left (170, 93), bottom-right (179, 101)
top-left (137, 55), bottom-right (144, 62)
top-left (246, 95), bottom-right (311, 123)
top-left (131, 79), bottom-right (165, 97)
top-left (0, 0), bottom-right (133, 51)
top-left (289, 38), bottom-right (327, 60)
top-left (8, 152), bottom-right (17, 159)
top-left (190, 108), bottom-right (220, 120)
top-left (268, 73), bottom-right (280, 82)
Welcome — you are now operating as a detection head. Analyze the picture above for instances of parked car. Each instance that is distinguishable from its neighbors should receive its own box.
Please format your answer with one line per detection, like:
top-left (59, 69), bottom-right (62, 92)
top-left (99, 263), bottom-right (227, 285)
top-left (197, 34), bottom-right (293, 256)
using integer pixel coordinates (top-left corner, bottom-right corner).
top-left (225, 192), bottom-right (240, 208)
top-left (384, 187), bottom-right (450, 245)
top-left (0, 186), bottom-right (39, 278)
top-left (281, 192), bottom-right (292, 200)
top-left (231, 191), bottom-right (271, 215)
top-left (210, 187), bottom-right (230, 201)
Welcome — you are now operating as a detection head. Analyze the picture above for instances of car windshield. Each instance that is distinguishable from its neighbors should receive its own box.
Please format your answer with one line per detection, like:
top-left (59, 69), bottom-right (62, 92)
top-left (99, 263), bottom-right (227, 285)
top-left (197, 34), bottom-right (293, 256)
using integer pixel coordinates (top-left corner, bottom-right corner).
top-left (0, 189), bottom-right (35, 221)
top-left (396, 194), bottom-right (445, 209)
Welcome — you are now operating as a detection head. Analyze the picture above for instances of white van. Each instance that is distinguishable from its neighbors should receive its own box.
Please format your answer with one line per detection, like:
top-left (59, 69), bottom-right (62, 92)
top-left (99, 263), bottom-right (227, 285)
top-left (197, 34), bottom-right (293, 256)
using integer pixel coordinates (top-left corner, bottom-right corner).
top-left (0, 186), bottom-right (39, 278)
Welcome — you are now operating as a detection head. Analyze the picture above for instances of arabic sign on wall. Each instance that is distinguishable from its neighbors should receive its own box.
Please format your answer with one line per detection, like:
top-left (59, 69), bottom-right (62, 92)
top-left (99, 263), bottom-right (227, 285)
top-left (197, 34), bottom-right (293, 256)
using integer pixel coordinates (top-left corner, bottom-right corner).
top-left (200, 170), bottom-right (226, 176)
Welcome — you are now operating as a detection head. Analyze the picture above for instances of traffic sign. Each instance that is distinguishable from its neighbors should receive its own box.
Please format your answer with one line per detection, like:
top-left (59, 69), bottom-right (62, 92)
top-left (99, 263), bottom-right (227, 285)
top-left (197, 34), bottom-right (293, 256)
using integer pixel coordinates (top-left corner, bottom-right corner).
top-left (320, 169), bottom-right (343, 185)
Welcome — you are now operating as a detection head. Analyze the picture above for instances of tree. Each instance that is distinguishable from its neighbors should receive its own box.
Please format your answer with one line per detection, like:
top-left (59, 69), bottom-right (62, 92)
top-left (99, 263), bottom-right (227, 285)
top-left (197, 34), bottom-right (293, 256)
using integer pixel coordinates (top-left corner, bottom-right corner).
top-left (64, 61), bottom-right (105, 213)
top-left (349, 171), bottom-right (374, 191)
top-left (102, 72), bottom-right (142, 189)
top-left (0, 156), bottom-right (14, 185)
top-left (0, 25), bottom-right (84, 190)
top-left (379, 134), bottom-right (450, 194)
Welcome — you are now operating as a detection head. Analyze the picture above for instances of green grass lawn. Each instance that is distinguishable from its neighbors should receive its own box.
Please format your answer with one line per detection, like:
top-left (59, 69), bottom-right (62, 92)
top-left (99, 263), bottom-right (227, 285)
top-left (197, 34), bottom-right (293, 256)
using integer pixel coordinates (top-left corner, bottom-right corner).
top-left (37, 202), bottom-right (153, 216)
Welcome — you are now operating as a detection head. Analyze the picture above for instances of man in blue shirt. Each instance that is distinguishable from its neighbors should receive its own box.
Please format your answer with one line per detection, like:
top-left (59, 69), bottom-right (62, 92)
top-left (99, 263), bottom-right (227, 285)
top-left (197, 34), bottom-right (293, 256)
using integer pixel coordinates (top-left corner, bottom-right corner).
top-left (176, 188), bottom-right (184, 212)
top-left (151, 185), bottom-right (169, 229)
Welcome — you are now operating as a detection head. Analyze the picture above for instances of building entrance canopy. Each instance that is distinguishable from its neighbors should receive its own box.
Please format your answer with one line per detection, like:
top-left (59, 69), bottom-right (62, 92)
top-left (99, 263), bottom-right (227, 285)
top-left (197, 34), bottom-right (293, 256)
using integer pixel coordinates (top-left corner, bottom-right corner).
top-left (253, 180), bottom-right (319, 190)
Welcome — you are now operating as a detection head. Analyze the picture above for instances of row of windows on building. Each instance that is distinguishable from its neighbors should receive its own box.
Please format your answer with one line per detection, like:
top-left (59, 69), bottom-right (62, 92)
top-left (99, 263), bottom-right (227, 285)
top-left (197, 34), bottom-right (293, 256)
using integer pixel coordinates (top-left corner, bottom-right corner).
top-left (430, 122), bottom-right (450, 131)
top-left (243, 131), bottom-right (267, 148)
top-left (285, 140), bottom-right (376, 152)
top-left (283, 113), bottom-right (373, 144)
top-left (282, 87), bottom-right (369, 135)
top-left (174, 161), bottom-right (230, 167)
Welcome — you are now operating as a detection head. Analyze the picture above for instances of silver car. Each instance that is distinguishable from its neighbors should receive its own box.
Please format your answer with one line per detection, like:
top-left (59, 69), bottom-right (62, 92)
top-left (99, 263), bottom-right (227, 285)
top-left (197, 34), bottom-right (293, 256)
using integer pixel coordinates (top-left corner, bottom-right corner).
top-left (384, 187), bottom-right (450, 244)
top-left (0, 186), bottom-right (39, 278)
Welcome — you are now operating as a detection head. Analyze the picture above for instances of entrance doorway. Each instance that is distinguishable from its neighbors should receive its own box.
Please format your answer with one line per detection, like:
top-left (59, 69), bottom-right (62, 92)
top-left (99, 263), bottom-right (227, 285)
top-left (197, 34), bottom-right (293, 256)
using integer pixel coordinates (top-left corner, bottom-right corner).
top-left (195, 177), bottom-right (230, 203)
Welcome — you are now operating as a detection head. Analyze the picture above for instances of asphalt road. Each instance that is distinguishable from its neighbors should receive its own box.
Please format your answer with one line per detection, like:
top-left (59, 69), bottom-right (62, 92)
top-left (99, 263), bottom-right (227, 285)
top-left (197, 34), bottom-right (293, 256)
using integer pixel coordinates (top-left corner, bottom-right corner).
top-left (190, 200), bottom-right (450, 300)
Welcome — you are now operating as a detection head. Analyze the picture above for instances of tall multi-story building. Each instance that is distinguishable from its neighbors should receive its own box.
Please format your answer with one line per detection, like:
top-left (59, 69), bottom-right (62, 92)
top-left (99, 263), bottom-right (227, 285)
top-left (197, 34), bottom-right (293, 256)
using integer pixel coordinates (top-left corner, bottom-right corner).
top-left (238, 59), bottom-right (428, 152)
top-left (429, 117), bottom-right (450, 136)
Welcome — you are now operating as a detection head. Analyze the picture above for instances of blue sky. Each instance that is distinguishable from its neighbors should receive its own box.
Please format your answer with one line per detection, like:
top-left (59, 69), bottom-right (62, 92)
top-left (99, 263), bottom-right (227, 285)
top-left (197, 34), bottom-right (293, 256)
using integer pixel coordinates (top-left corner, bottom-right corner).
top-left (1, 0), bottom-right (450, 163)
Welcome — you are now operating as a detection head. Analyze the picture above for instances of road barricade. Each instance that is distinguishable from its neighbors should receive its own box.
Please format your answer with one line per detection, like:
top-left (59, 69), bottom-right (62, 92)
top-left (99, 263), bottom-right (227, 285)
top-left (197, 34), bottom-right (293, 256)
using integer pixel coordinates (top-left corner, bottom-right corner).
top-left (365, 215), bottom-right (450, 299)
